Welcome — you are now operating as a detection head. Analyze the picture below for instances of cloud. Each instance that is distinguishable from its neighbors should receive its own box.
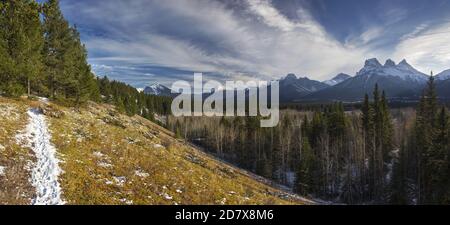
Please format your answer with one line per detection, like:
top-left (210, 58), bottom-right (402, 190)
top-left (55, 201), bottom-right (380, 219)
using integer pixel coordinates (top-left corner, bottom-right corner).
top-left (61, 0), bottom-right (374, 85)
top-left (246, 0), bottom-right (297, 32)
top-left (399, 23), bottom-right (429, 41)
top-left (345, 26), bottom-right (384, 47)
top-left (393, 22), bottom-right (450, 74)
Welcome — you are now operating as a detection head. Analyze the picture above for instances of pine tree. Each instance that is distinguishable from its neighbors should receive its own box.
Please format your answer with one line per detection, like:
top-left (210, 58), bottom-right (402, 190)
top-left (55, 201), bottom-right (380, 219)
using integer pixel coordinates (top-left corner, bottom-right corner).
top-left (0, 0), bottom-right (44, 96)
top-left (390, 142), bottom-right (408, 204)
top-left (294, 138), bottom-right (315, 196)
top-left (381, 91), bottom-right (394, 161)
top-left (414, 73), bottom-right (446, 204)
top-left (42, 0), bottom-right (71, 99)
top-left (362, 94), bottom-right (372, 133)
top-left (427, 107), bottom-right (449, 203)
top-left (42, 0), bottom-right (98, 105)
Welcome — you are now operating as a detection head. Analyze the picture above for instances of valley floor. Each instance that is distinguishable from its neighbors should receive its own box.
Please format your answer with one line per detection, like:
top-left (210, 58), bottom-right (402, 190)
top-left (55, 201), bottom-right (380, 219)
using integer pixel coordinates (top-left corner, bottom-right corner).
top-left (0, 97), bottom-right (312, 205)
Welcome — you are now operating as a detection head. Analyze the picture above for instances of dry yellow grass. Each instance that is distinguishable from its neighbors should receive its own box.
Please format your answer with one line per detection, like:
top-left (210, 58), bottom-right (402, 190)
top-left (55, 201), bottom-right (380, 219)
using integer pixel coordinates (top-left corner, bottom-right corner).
top-left (0, 97), bottom-right (35, 204)
top-left (0, 97), bottom-right (312, 205)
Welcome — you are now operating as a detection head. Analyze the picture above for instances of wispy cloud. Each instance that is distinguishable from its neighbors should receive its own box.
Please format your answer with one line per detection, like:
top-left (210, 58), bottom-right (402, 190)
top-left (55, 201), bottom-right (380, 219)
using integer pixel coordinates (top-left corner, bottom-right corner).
top-left (60, 0), bottom-right (450, 86)
top-left (246, 0), bottom-right (297, 32)
top-left (60, 0), bottom-right (369, 85)
top-left (393, 21), bottom-right (450, 74)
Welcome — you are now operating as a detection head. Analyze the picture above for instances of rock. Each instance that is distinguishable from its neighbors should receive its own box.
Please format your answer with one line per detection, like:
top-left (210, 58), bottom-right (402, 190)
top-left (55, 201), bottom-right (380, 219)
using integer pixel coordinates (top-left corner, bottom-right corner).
top-left (39, 104), bottom-right (65, 118)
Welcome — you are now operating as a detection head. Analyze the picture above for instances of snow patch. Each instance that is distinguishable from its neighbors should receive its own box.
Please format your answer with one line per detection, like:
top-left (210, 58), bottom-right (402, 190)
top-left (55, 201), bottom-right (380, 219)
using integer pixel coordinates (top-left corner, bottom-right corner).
top-left (153, 143), bottom-right (165, 149)
top-left (119, 198), bottom-right (133, 205)
top-left (134, 170), bottom-right (149, 178)
top-left (113, 176), bottom-right (126, 187)
top-left (0, 104), bottom-right (20, 120)
top-left (0, 165), bottom-right (5, 176)
top-left (163, 193), bottom-right (173, 200)
top-left (98, 162), bottom-right (113, 168)
top-left (37, 97), bottom-right (49, 103)
top-left (17, 109), bottom-right (64, 205)
top-left (93, 151), bottom-right (105, 158)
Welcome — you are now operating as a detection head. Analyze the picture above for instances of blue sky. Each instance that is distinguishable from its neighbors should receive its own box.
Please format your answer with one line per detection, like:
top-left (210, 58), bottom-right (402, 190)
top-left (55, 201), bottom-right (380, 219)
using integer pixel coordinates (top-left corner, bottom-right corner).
top-left (55, 0), bottom-right (450, 87)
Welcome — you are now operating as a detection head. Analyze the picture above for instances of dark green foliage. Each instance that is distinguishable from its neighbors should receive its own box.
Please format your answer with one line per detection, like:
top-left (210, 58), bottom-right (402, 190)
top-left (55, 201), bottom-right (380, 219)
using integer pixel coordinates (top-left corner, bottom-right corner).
top-left (391, 74), bottom-right (450, 204)
top-left (0, 0), bottom-right (171, 123)
top-left (0, 0), bottom-right (44, 97)
top-left (294, 138), bottom-right (314, 196)
top-left (97, 76), bottom-right (172, 120)
top-left (404, 74), bottom-right (450, 204)
top-left (360, 84), bottom-right (395, 202)
top-left (42, 0), bottom-right (99, 105)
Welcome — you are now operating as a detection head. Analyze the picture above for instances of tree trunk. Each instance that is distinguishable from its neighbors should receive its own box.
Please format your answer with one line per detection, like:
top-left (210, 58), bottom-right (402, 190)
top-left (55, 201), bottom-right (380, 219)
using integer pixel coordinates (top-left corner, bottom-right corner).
top-left (27, 77), bottom-right (31, 96)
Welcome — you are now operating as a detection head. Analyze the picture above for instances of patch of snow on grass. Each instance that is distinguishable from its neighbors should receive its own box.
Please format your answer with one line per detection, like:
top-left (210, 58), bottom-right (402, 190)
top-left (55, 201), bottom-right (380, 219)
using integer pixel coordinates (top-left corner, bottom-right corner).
top-left (0, 104), bottom-right (20, 120)
top-left (113, 176), bottom-right (126, 187)
top-left (163, 193), bottom-right (173, 200)
top-left (0, 165), bottom-right (5, 176)
top-left (92, 151), bottom-right (105, 158)
top-left (134, 170), bottom-right (149, 178)
top-left (153, 144), bottom-right (165, 149)
top-left (119, 198), bottom-right (133, 205)
top-left (98, 162), bottom-right (113, 168)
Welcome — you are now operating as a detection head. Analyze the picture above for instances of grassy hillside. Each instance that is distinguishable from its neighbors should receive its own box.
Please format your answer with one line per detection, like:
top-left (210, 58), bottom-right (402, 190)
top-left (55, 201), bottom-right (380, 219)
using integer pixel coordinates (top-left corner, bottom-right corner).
top-left (0, 97), bottom-right (312, 205)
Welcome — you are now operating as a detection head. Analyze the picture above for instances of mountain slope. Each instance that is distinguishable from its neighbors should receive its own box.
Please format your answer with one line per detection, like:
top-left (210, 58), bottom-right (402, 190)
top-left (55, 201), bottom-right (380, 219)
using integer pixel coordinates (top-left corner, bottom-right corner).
top-left (436, 78), bottom-right (450, 100)
top-left (436, 69), bottom-right (450, 81)
top-left (323, 73), bottom-right (351, 86)
top-left (144, 83), bottom-right (173, 97)
top-left (0, 97), bottom-right (312, 205)
top-left (279, 74), bottom-right (329, 102)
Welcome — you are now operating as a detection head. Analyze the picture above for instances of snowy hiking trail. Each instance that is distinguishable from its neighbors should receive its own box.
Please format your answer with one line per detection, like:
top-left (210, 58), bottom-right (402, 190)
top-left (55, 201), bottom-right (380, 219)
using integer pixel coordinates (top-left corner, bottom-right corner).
top-left (18, 108), bottom-right (64, 205)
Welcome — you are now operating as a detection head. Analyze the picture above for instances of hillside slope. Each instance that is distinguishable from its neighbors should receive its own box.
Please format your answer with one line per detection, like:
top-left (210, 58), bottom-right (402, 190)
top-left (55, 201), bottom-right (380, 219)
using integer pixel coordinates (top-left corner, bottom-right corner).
top-left (0, 97), bottom-right (312, 205)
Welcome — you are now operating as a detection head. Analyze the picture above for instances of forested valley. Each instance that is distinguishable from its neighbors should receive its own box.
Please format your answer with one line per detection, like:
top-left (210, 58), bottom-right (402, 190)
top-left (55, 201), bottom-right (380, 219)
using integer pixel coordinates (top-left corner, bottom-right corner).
top-left (1, 0), bottom-right (448, 205)
top-left (168, 78), bottom-right (450, 204)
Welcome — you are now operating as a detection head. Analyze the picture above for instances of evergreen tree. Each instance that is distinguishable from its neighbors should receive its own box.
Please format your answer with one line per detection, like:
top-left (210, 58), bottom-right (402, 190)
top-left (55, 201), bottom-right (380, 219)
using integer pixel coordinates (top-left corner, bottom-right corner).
top-left (362, 94), bottom-right (372, 134)
top-left (427, 107), bottom-right (449, 203)
top-left (294, 139), bottom-right (314, 195)
top-left (390, 142), bottom-right (408, 204)
top-left (0, 0), bottom-right (44, 96)
top-left (414, 73), bottom-right (448, 204)
top-left (42, 0), bottom-right (99, 105)
top-left (42, 0), bottom-right (71, 99)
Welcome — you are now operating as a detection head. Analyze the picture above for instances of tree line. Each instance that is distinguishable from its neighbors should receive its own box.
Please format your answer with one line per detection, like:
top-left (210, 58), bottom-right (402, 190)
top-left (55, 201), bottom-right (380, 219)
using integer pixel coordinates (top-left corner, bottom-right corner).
top-left (0, 0), bottom-right (171, 119)
top-left (168, 76), bottom-right (449, 204)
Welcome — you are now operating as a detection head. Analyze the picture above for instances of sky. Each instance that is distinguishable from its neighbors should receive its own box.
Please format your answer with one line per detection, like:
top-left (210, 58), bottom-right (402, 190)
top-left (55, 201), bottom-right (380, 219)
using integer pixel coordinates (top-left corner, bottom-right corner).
top-left (54, 0), bottom-right (450, 88)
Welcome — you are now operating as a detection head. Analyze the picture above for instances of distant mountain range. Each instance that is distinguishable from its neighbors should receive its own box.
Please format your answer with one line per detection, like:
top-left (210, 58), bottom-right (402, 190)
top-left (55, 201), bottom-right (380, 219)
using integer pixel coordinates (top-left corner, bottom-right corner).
top-left (141, 58), bottom-right (450, 103)
top-left (280, 58), bottom-right (450, 103)
top-left (279, 74), bottom-right (329, 102)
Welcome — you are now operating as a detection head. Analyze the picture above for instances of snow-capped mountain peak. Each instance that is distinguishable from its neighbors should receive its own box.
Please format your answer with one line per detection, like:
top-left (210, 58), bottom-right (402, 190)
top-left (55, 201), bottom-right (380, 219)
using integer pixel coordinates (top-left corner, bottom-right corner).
top-left (396, 59), bottom-right (415, 70)
top-left (364, 58), bottom-right (383, 68)
top-left (357, 58), bottom-right (428, 83)
top-left (143, 83), bottom-right (173, 96)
